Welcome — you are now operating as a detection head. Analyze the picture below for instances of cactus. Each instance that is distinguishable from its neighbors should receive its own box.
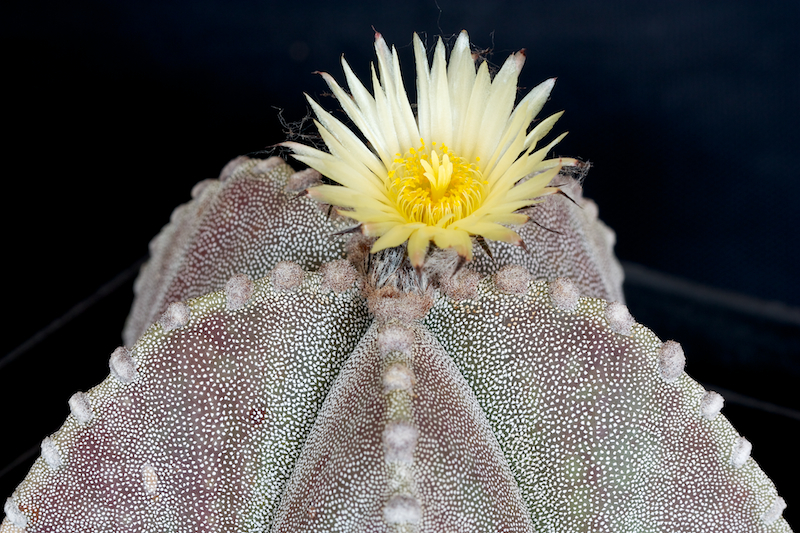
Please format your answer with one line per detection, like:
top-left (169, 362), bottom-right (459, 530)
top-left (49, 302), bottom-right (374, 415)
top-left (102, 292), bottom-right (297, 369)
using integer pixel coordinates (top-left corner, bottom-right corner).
top-left (2, 156), bottom-right (791, 532)
top-left (2, 31), bottom-right (791, 532)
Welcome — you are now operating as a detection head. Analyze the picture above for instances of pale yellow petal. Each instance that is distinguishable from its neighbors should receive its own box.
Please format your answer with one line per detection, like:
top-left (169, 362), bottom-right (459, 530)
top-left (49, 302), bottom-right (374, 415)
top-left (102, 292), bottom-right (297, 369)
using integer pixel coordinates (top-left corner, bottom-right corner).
top-left (524, 110), bottom-right (564, 151)
top-left (501, 165), bottom-right (563, 203)
top-left (429, 38), bottom-right (452, 145)
top-left (431, 228), bottom-right (473, 260)
top-left (483, 213), bottom-right (529, 226)
top-left (371, 222), bottom-right (426, 254)
top-left (290, 151), bottom-right (388, 203)
top-left (374, 36), bottom-right (417, 150)
top-left (407, 225), bottom-right (438, 267)
top-left (365, 221), bottom-right (424, 240)
top-left (345, 204), bottom-right (407, 222)
top-left (474, 52), bottom-right (520, 158)
top-left (371, 64), bottom-right (401, 156)
top-left (481, 107), bottom-right (532, 186)
top-left (508, 77), bottom-right (555, 131)
top-left (413, 33), bottom-right (432, 142)
top-left (459, 221), bottom-right (522, 244)
top-left (307, 185), bottom-right (373, 208)
top-left (458, 60), bottom-right (491, 162)
top-left (317, 71), bottom-right (390, 167)
top-left (520, 131), bottom-right (569, 173)
top-left (306, 103), bottom-right (387, 184)
top-left (447, 31), bottom-right (476, 147)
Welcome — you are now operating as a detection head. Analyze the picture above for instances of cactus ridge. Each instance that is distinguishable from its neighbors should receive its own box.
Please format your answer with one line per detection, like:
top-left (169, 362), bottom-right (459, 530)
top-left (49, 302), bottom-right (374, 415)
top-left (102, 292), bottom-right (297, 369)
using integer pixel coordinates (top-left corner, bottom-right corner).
top-left (2, 266), bottom-right (790, 531)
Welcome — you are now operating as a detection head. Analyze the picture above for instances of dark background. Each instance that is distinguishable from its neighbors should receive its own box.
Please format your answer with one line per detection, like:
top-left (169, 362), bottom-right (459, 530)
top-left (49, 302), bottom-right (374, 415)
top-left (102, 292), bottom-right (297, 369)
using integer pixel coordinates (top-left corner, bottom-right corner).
top-left (2, 0), bottom-right (798, 527)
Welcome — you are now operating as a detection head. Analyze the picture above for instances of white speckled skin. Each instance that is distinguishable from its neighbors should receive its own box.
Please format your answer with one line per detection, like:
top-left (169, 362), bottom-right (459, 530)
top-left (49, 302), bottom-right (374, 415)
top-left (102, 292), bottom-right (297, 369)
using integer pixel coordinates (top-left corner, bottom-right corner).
top-left (123, 157), bottom-right (624, 346)
top-left (1, 158), bottom-right (791, 532)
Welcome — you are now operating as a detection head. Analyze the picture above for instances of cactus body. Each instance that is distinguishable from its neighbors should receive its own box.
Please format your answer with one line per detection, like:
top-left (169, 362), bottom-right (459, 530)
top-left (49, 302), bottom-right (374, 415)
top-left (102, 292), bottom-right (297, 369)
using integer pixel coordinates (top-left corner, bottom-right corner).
top-left (2, 159), bottom-right (790, 532)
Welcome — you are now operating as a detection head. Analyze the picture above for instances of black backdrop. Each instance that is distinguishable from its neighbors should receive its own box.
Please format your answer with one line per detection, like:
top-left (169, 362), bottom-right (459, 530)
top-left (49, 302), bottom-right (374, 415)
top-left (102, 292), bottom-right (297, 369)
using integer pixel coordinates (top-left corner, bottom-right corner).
top-left (2, 0), bottom-right (798, 527)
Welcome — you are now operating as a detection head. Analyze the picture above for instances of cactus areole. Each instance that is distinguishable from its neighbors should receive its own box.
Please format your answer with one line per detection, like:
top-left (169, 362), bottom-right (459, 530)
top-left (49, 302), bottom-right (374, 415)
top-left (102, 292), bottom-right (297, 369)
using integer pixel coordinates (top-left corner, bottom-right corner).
top-left (2, 31), bottom-right (791, 533)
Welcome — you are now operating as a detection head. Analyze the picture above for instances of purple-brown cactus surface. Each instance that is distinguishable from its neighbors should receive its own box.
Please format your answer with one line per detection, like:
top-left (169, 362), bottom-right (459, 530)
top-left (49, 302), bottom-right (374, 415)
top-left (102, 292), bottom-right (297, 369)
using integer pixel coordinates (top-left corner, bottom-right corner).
top-left (1, 157), bottom-right (791, 532)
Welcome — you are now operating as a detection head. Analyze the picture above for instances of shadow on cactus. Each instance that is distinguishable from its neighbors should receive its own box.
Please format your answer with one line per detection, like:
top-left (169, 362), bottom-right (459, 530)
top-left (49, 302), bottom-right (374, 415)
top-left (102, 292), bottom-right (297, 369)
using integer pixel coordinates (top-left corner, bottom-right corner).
top-left (2, 30), bottom-right (790, 532)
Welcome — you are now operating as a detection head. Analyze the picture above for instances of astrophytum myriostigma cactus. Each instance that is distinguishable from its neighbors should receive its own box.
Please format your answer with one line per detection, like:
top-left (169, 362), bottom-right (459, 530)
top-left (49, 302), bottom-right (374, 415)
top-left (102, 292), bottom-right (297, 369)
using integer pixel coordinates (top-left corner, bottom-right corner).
top-left (2, 31), bottom-right (791, 532)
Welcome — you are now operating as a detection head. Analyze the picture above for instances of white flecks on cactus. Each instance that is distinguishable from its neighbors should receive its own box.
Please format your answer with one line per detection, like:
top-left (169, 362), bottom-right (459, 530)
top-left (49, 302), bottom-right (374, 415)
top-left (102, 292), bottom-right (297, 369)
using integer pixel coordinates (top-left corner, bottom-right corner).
top-left (123, 158), bottom-right (355, 346)
top-left (657, 340), bottom-right (686, 383)
top-left (6, 273), bottom-right (371, 532)
top-left (383, 494), bottom-right (422, 525)
top-left (272, 321), bottom-right (534, 531)
top-left (271, 261), bottom-right (304, 292)
top-left (3, 149), bottom-right (791, 531)
top-left (494, 265), bottom-right (531, 295)
top-left (731, 436), bottom-right (753, 469)
top-left (158, 301), bottom-right (191, 331)
top-left (108, 346), bottom-right (138, 383)
top-left (123, 157), bottom-right (624, 348)
top-left (68, 391), bottom-right (93, 425)
top-left (468, 174), bottom-right (624, 304)
top-left (2, 269), bottom-right (790, 532)
top-left (319, 259), bottom-right (359, 294)
top-left (700, 390), bottom-right (725, 420)
top-left (764, 497), bottom-right (788, 525)
top-left (605, 301), bottom-right (635, 336)
top-left (548, 276), bottom-right (581, 311)
top-left (424, 278), bottom-right (789, 531)
top-left (40, 438), bottom-right (62, 471)
top-left (255, 155), bottom-right (283, 171)
top-left (224, 272), bottom-right (254, 310)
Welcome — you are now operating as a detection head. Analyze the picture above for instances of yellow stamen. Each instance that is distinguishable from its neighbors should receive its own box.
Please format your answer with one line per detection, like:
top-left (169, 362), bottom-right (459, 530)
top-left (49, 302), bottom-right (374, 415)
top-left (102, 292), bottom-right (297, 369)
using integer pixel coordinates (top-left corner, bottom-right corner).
top-left (388, 139), bottom-right (485, 226)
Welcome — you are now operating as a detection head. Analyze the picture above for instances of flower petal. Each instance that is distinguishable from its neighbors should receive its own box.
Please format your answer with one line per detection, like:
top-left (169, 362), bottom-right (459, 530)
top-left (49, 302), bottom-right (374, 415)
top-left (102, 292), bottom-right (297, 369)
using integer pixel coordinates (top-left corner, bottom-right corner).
top-left (407, 225), bottom-right (438, 267)
top-left (431, 228), bottom-right (473, 260)
top-left (367, 221), bottom-right (425, 243)
top-left (474, 52), bottom-right (522, 159)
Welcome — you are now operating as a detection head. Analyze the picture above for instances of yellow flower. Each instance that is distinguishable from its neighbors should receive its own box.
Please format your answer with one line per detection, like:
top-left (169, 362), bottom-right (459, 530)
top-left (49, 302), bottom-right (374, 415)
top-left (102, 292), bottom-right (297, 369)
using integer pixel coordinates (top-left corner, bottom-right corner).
top-left (283, 31), bottom-right (578, 268)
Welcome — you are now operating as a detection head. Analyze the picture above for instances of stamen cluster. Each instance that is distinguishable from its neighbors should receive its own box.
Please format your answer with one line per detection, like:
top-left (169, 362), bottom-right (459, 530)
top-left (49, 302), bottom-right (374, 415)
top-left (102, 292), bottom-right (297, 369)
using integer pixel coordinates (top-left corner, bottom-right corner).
top-left (389, 140), bottom-right (485, 227)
